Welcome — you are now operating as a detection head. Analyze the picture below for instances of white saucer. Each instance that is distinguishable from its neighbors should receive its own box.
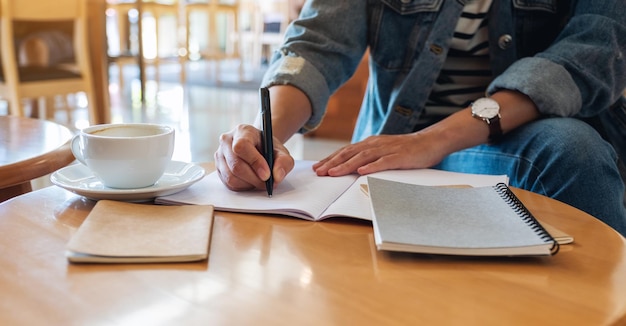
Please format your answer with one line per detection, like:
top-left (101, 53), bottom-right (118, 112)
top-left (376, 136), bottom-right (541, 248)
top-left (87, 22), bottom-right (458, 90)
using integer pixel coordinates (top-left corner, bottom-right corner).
top-left (50, 161), bottom-right (206, 202)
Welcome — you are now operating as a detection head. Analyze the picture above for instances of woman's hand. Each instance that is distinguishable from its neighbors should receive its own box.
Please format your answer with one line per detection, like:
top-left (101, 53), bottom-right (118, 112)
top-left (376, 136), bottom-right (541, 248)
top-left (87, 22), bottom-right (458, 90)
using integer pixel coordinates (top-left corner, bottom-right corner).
top-left (312, 131), bottom-right (449, 176)
top-left (214, 124), bottom-right (294, 191)
top-left (313, 90), bottom-right (541, 177)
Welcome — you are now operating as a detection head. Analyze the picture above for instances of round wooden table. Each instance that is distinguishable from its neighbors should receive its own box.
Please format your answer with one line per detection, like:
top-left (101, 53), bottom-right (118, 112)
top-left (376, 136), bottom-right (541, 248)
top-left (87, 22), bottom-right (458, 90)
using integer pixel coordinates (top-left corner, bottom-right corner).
top-left (0, 162), bottom-right (625, 325)
top-left (0, 116), bottom-right (75, 201)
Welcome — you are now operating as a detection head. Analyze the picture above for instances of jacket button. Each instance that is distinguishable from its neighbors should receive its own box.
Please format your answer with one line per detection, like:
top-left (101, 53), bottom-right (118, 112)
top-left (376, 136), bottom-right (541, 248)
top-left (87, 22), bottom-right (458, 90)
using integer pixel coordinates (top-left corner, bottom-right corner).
top-left (498, 34), bottom-right (513, 50)
top-left (394, 105), bottom-right (412, 116)
top-left (429, 44), bottom-right (443, 55)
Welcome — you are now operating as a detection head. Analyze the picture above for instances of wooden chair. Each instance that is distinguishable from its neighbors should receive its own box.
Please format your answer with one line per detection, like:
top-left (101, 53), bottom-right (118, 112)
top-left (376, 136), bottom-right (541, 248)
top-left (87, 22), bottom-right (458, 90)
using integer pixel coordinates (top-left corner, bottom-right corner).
top-left (307, 52), bottom-right (369, 140)
top-left (238, 0), bottom-right (291, 77)
top-left (106, 0), bottom-right (183, 92)
top-left (0, 0), bottom-right (98, 124)
top-left (182, 0), bottom-right (241, 82)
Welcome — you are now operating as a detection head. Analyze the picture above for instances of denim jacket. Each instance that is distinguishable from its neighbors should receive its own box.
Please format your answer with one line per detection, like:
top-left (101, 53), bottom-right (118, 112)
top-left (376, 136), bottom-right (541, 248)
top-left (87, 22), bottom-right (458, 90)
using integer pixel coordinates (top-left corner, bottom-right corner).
top-left (262, 0), bottom-right (626, 154)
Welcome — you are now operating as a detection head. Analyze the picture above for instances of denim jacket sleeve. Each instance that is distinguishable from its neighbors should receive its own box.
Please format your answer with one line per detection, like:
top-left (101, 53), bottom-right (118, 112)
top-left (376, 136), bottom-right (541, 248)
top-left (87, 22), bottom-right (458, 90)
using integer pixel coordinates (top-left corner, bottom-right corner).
top-left (261, 1), bottom-right (369, 132)
top-left (488, 0), bottom-right (626, 118)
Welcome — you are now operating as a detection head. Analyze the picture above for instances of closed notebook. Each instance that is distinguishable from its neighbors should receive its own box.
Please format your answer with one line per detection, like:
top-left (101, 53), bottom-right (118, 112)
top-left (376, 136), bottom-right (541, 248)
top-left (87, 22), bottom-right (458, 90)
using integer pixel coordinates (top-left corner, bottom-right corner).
top-left (66, 200), bottom-right (214, 263)
top-left (368, 177), bottom-right (559, 257)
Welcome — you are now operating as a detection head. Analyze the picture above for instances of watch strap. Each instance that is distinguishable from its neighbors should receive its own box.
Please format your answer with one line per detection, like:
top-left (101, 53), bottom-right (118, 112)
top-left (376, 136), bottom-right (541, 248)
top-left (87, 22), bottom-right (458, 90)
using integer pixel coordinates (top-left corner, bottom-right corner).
top-left (487, 114), bottom-right (503, 143)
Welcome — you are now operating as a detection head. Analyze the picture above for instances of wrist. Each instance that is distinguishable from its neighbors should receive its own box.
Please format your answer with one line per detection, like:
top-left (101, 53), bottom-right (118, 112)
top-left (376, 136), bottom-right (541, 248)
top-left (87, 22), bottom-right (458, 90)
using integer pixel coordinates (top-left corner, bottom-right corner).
top-left (489, 90), bottom-right (540, 133)
top-left (471, 97), bottom-right (502, 143)
top-left (417, 111), bottom-right (481, 156)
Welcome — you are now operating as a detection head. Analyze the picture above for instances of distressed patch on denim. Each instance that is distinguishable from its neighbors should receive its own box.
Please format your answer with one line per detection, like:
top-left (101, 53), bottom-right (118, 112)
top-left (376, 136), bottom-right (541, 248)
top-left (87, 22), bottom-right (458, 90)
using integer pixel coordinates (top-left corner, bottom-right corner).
top-left (275, 56), bottom-right (305, 75)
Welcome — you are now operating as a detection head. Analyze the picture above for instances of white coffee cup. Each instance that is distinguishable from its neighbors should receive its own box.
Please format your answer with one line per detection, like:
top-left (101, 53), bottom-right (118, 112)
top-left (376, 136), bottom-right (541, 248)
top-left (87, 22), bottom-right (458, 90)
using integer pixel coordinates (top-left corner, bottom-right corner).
top-left (70, 123), bottom-right (175, 189)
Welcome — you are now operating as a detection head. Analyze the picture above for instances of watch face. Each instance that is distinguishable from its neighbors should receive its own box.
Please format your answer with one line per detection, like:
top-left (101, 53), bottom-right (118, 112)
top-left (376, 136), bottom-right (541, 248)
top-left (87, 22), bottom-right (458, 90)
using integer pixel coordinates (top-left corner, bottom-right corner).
top-left (472, 98), bottom-right (500, 119)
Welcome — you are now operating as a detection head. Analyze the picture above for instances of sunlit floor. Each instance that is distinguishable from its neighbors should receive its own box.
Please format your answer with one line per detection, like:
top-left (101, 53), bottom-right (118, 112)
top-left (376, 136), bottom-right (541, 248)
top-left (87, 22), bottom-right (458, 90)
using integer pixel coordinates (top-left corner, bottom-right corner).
top-left (32, 60), bottom-right (350, 189)
top-left (109, 60), bottom-right (350, 162)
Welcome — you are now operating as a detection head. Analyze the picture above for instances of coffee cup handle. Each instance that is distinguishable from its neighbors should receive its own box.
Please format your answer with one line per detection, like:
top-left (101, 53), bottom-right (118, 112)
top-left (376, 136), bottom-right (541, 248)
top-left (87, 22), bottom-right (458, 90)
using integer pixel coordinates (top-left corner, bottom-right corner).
top-left (70, 135), bottom-right (87, 166)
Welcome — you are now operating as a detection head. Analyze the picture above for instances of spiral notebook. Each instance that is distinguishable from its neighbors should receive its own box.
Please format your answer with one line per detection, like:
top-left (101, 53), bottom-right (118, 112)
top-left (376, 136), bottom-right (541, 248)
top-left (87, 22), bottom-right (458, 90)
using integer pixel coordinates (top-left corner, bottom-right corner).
top-left (368, 177), bottom-right (559, 257)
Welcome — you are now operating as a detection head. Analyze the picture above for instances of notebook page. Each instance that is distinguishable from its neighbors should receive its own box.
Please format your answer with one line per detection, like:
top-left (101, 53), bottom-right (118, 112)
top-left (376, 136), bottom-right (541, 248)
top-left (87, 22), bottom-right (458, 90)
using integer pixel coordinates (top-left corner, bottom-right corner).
top-left (157, 161), bottom-right (358, 220)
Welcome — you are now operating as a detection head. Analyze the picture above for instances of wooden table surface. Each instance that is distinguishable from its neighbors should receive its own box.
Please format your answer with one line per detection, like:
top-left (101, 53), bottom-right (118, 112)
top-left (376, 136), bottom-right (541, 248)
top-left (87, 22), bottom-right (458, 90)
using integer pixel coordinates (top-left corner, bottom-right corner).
top-left (0, 162), bottom-right (625, 325)
top-left (0, 116), bottom-right (75, 201)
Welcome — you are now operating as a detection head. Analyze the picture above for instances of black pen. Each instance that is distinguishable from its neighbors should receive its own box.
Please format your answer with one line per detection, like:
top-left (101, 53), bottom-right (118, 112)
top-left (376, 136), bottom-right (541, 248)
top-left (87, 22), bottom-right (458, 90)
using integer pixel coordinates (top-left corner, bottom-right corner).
top-left (260, 87), bottom-right (274, 197)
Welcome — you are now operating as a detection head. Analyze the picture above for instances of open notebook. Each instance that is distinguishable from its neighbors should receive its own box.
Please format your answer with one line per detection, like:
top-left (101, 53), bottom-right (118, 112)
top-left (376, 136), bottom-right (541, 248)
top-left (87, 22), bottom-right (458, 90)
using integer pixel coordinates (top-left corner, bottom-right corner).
top-left (156, 160), bottom-right (509, 221)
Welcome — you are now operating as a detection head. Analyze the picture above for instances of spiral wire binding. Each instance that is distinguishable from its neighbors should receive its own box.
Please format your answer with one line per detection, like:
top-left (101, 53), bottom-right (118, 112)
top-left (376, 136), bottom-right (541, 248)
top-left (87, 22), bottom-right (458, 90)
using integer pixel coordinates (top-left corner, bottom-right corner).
top-left (493, 183), bottom-right (560, 255)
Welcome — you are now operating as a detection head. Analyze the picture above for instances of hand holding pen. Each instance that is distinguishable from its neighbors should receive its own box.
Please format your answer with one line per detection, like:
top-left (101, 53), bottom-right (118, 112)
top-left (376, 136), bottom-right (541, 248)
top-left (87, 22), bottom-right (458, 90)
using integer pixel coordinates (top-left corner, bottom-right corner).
top-left (214, 86), bottom-right (297, 194)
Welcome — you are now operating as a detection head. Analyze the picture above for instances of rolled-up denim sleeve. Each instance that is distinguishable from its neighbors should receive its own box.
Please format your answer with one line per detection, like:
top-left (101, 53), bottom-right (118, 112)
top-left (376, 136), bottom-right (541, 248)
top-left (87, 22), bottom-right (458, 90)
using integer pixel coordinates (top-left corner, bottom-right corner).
top-left (260, 0), bottom-right (368, 133)
top-left (262, 51), bottom-right (331, 133)
top-left (488, 57), bottom-right (582, 117)
top-left (489, 1), bottom-right (626, 118)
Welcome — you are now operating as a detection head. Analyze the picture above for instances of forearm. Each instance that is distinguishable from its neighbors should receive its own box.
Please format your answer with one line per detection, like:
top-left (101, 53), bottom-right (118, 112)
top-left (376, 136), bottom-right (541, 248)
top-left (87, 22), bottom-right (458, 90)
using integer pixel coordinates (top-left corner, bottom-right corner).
top-left (254, 85), bottom-right (312, 143)
top-left (421, 90), bottom-right (541, 155)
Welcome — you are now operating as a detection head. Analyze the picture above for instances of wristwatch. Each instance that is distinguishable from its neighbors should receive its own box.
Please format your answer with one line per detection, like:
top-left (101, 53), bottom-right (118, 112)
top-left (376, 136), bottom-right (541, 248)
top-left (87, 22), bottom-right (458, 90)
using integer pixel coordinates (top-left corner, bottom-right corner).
top-left (471, 97), bottom-right (502, 143)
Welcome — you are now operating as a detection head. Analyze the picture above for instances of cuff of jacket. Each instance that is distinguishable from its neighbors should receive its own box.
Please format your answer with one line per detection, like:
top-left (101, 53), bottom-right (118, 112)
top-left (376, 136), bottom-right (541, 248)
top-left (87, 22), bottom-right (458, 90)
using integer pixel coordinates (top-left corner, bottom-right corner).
top-left (488, 57), bottom-right (582, 117)
top-left (261, 52), bottom-right (331, 134)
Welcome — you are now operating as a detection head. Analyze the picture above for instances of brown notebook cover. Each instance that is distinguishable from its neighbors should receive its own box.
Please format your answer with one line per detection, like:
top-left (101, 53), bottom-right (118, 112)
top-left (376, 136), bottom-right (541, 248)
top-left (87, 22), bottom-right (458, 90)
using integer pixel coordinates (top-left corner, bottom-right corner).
top-left (66, 200), bottom-right (214, 263)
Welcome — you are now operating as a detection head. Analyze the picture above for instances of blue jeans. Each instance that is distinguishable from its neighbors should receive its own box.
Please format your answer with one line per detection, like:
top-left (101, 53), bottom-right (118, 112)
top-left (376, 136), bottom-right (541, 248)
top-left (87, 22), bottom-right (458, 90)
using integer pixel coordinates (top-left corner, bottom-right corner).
top-left (434, 117), bottom-right (626, 236)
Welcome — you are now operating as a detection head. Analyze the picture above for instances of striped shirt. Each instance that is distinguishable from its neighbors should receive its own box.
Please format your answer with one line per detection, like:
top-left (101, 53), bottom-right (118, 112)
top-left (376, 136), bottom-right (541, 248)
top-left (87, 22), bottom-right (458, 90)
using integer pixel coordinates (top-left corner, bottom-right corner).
top-left (418, 0), bottom-right (493, 129)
